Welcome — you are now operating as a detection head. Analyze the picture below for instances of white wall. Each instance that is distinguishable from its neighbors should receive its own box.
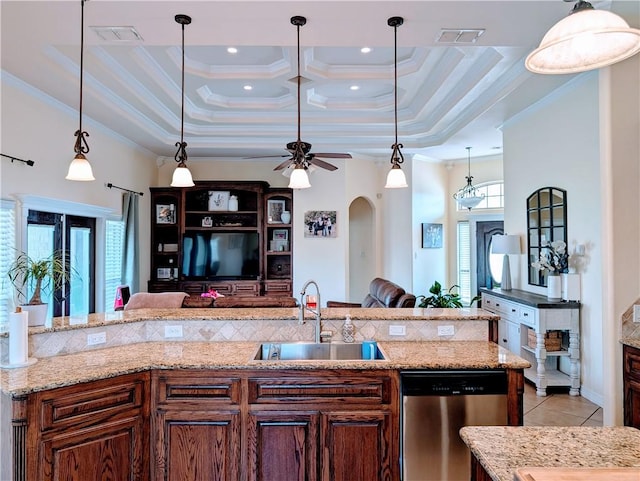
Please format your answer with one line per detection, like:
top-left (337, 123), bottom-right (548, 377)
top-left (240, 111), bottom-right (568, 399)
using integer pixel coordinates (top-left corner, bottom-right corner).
top-left (502, 72), bottom-right (604, 406)
top-left (1, 78), bottom-right (157, 296)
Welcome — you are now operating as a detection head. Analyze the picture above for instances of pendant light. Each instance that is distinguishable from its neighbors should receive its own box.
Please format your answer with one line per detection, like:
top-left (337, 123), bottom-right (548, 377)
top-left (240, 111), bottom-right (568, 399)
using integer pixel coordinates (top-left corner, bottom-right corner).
top-left (288, 16), bottom-right (311, 190)
top-left (453, 147), bottom-right (484, 210)
top-left (66, 0), bottom-right (95, 182)
top-left (384, 16), bottom-right (408, 189)
top-left (526, 0), bottom-right (640, 74)
top-left (171, 14), bottom-right (195, 187)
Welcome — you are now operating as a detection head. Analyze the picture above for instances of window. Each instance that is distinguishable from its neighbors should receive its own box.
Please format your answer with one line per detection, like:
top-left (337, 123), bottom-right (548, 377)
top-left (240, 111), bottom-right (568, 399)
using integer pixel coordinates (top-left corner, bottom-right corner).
top-left (456, 181), bottom-right (504, 211)
top-left (0, 200), bottom-right (16, 331)
top-left (105, 219), bottom-right (125, 312)
top-left (457, 221), bottom-right (471, 304)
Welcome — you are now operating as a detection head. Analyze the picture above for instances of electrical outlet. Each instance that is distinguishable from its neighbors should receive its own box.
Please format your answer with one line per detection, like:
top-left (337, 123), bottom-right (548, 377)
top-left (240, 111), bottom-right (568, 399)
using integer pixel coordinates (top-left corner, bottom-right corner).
top-left (87, 332), bottom-right (106, 346)
top-left (165, 325), bottom-right (183, 338)
top-left (437, 325), bottom-right (455, 336)
top-left (389, 325), bottom-right (406, 336)
top-left (634, 305), bottom-right (640, 323)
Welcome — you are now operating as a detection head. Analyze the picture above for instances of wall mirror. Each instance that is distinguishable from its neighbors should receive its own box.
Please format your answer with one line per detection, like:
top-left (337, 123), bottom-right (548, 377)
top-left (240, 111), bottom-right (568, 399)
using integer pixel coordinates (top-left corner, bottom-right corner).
top-left (527, 187), bottom-right (567, 287)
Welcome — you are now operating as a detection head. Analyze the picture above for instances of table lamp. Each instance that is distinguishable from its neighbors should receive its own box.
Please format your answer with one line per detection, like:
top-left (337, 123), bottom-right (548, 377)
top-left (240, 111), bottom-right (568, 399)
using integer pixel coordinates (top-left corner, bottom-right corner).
top-left (492, 234), bottom-right (521, 291)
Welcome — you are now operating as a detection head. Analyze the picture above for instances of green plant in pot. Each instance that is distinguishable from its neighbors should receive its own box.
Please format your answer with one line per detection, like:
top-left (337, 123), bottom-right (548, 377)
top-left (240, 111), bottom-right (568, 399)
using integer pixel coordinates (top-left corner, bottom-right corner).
top-left (6, 251), bottom-right (72, 326)
top-left (417, 281), bottom-right (481, 308)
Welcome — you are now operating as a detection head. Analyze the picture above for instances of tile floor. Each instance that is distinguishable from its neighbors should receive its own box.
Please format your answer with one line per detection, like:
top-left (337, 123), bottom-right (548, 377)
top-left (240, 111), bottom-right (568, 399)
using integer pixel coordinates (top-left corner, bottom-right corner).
top-left (523, 382), bottom-right (603, 426)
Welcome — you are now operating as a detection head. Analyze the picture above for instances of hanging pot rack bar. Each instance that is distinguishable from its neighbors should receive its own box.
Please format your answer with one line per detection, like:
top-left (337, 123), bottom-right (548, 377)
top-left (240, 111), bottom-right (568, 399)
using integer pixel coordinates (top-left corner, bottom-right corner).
top-left (1, 153), bottom-right (35, 166)
top-left (106, 183), bottom-right (144, 196)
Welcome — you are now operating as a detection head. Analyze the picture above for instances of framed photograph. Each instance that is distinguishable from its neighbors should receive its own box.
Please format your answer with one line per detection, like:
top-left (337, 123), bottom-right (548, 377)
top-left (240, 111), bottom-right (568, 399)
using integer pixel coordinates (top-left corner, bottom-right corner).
top-left (267, 199), bottom-right (286, 223)
top-left (304, 210), bottom-right (337, 238)
top-left (273, 229), bottom-right (288, 241)
top-left (270, 239), bottom-right (289, 252)
top-left (156, 204), bottom-right (176, 224)
top-left (202, 216), bottom-right (213, 227)
top-left (422, 223), bottom-right (443, 248)
top-left (208, 191), bottom-right (230, 211)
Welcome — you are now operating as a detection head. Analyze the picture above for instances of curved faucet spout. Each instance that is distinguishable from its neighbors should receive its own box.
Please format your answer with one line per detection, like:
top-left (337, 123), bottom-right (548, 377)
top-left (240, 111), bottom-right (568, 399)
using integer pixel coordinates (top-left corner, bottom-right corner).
top-left (299, 280), bottom-right (322, 343)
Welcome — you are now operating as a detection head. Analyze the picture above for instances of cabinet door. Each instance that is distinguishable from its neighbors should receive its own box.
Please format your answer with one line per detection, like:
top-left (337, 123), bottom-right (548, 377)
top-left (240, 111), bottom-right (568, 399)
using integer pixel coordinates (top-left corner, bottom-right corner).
top-left (320, 411), bottom-right (393, 481)
top-left (507, 320), bottom-right (521, 355)
top-left (39, 416), bottom-right (146, 481)
top-left (247, 411), bottom-right (319, 481)
top-left (624, 346), bottom-right (640, 428)
top-left (155, 410), bottom-right (241, 481)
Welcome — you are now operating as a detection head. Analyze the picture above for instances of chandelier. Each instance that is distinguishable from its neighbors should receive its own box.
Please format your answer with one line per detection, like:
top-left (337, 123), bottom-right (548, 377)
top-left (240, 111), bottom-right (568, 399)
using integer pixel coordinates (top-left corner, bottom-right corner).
top-left (453, 147), bottom-right (484, 210)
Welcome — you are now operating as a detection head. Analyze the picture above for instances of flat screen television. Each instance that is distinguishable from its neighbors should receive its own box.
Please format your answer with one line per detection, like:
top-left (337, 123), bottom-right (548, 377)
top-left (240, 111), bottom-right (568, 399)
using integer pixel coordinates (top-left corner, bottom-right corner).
top-left (182, 232), bottom-right (259, 279)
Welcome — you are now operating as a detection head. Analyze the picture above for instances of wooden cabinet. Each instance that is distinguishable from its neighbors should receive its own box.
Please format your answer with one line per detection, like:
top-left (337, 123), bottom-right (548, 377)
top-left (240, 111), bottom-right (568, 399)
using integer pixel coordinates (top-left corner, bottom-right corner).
top-left (27, 372), bottom-right (149, 481)
top-left (482, 289), bottom-right (580, 396)
top-left (624, 344), bottom-right (640, 428)
top-left (149, 181), bottom-right (294, 297)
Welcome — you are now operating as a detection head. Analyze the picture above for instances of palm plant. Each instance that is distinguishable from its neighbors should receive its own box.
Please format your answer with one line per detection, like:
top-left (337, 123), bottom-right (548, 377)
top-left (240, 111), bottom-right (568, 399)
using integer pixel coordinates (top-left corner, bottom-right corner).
top-left (6, 251), bottom-right (72, 305)
top-left (417, 281), bottom-right (481, 308)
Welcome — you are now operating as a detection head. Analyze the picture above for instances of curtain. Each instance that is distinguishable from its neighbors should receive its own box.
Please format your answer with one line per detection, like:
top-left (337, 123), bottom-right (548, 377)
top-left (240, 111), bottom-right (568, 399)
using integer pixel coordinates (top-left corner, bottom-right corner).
top-left (121, 192), bottom-right (139, 294)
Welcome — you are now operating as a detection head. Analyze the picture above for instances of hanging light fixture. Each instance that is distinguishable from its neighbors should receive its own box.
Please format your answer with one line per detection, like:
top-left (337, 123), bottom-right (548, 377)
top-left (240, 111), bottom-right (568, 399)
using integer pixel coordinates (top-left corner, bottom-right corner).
top-left (525, 0), bottom-right (640, 74)
top-left (171, 14), bottom-right (195, 187)
top-left (453, 147), bottom-right (485, 210)
top-left (384, 16), bottom-right (408, 189)
top-left (66, 0), bottom-right (95, 182)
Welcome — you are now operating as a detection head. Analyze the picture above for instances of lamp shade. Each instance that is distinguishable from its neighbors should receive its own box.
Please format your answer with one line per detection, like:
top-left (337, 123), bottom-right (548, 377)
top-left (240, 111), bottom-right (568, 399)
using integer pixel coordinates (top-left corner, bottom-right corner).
top-left (526, 6), bottom-right (640, 74)
top-left (385, 165), bottom-right (408, 188)
top-left (288, 166), bottom-right (311, 189)
top-left (492, 234), bottom-right (521, 255)
top-left (170, 164), bottom-right (194, 187)
top-left (66, 153), bottom-right (95, 181)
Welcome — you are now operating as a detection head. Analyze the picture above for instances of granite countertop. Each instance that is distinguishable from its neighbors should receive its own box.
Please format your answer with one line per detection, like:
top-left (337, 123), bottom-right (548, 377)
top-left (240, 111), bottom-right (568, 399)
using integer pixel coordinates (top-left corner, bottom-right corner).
top-left (459, 426), bottom-right (640, 481)
top-left (17, 307), bottom-right (498, 335)
top-left (0, 340), bottom-right (528, 396)
top-left (621, 338), bottom-right (640, 349)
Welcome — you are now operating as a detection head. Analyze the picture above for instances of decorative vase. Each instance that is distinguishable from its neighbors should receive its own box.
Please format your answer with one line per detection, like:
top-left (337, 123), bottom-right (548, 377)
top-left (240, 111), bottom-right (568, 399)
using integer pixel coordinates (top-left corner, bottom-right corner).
top-left (228, 195), bottom-right (238, 212)
top-left (547, 274), bottom-right (562, 301)
top-left (21, 303), bottom-right (48, 327)
top-left (561, 273), bottom-right (581, 302)
top-left (280, 211), bottom-right (291, 224)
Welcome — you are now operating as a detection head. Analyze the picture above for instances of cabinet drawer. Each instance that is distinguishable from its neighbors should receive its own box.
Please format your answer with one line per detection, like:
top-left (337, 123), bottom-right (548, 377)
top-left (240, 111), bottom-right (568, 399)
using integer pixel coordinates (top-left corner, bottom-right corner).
top-left (154, 372), bottom-right (241, 406)
top-left (518, 306), bottom-right (537, 328)
top-left (248, 373), bottom-right (392, 405)
top-left (482, 294), bottom-right (500, 313)
top-left (36, 373), bottom-right (147, 432)
top-left (625, 346), bottom-right (640, 381)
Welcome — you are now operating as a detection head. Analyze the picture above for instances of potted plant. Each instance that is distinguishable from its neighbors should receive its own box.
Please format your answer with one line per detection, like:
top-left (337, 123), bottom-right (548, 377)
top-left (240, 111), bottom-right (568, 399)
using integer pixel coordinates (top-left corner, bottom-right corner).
top-left (6, 251), bottom-right (72, 326)
top-left (417, 281), bottom-right (480, 308)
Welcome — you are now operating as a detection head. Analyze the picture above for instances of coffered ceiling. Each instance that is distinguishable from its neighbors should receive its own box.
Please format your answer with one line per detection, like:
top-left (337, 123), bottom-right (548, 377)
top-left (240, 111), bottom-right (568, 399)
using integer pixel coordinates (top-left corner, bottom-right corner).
top-left (2, 1), bottom-right (638, 164)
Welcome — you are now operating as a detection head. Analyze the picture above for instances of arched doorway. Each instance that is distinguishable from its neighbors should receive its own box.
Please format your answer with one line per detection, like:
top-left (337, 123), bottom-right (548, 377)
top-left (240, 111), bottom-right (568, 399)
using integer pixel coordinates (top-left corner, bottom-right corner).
top-left (348, 197), bottom-right (375, 303)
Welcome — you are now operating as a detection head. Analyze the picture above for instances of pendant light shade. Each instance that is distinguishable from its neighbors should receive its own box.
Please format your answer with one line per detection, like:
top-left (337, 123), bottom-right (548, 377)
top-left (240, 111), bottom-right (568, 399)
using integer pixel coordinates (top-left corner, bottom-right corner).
top-left (384, 16), bottom-right (408, 189)
top-left (453, 147), bottom-right (484, 210)
top-left (288, 165), bottom-right (311, 189)
top-left (171, 14), bottom-right (195, 188)
top-left (526, 1), bottom-right (640, 74)
top-left (66, 0), bottom-right (95, 182)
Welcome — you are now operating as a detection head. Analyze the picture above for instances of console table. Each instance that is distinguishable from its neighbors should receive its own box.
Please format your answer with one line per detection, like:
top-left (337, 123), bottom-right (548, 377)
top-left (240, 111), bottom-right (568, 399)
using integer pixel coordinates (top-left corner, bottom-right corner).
top-left (481, 288), bottom-right (580, 396)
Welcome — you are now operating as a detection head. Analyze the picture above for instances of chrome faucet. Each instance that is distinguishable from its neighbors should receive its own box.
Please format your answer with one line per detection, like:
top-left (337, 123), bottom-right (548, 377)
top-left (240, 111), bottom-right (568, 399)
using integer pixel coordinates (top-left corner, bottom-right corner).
top-left (299, 280), bottom-right (322, 343)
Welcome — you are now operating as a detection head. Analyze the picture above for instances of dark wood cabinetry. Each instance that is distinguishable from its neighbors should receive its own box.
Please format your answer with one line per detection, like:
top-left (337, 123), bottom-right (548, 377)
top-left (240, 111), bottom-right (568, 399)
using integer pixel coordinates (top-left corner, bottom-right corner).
top-left (624, 344), bottom-right (640, 428)
top-left (26, 373), bottom-right (149, 481)
top-left (149, 181), bottom-right (293, 296)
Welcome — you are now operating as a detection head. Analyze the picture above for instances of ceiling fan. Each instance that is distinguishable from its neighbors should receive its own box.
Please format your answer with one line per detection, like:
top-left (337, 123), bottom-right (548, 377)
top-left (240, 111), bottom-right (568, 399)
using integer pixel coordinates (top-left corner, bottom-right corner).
top-left (247, 16), bottom-right (351, 174)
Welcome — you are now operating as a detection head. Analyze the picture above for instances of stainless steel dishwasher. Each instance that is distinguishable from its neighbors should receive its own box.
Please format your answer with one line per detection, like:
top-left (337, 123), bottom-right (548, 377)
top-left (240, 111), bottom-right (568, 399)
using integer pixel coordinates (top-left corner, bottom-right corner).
top-left (401, 370), bottom-right (508, 481)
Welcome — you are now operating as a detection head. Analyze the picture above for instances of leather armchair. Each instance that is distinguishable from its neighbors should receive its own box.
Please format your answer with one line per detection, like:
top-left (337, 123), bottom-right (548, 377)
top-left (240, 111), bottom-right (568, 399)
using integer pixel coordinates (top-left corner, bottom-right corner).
top-left (327, 277), bottom-right (416, 308)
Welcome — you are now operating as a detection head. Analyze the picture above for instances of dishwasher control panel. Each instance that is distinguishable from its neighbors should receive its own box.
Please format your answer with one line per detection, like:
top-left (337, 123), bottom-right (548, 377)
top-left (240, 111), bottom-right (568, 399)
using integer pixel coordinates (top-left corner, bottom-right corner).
top-left (401, 370), bottom-right (508, 396)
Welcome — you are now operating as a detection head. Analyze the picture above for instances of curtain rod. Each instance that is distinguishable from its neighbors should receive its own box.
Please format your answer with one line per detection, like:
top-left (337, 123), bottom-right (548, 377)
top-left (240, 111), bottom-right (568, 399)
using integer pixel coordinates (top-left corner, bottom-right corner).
top-left (1, 153), bottom-right (35, 166)
top-left (106, 183), bottom-right (144, 196)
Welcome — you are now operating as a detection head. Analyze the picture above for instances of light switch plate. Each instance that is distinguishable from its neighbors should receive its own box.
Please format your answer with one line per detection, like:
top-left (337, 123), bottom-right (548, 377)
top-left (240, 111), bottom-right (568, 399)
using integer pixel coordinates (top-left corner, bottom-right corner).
top-left (437, 325), bottom-right (455, 336)
top-left (87, 332), bottom-right (106, 346)
top-left (389, 325), bottom-right (406, 336)
top-left (633, 305), bottom-right (640, 323)
top-left (165, 325), bottom-right (183, 338)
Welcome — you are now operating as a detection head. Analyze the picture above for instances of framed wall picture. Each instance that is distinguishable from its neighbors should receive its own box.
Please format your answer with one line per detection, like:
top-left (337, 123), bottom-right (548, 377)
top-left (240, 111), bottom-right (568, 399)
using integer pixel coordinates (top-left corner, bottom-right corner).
top-left (156, 204), bottom-right (176, 224)
top-left (304, 210), bottom-right (337, 238)
top-left (422, 223), bottom-right (443, 248)
top-left (267, 199), bottom-right (286, 223)
top-left (273, 229), bottom-right (288, 241)
top-left (208, 191), bottom-right (230, 211)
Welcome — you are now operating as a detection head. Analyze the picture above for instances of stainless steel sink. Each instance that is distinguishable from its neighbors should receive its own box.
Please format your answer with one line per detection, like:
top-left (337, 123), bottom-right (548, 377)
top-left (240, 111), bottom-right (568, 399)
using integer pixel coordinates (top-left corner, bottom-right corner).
top-left (253, 342), bottom-right (385, 361)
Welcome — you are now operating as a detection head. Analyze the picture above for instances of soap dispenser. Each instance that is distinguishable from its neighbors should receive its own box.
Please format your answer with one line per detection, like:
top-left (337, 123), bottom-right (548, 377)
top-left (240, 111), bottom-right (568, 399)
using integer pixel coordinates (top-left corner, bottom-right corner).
top-left (342, 315), bottom-right (355, 343)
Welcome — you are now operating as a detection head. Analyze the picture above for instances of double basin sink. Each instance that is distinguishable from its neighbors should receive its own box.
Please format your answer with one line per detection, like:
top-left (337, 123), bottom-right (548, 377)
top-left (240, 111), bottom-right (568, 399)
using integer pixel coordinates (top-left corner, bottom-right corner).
top-left (253, 342), bottom-right (386, 361)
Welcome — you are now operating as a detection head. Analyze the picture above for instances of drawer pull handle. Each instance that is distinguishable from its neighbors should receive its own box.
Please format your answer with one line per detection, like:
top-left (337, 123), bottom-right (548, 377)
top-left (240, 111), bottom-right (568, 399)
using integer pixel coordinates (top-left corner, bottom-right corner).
top-left (523, 313), bottom-right (529, 317)
top-left (511, 308), bottom-right (516, 313)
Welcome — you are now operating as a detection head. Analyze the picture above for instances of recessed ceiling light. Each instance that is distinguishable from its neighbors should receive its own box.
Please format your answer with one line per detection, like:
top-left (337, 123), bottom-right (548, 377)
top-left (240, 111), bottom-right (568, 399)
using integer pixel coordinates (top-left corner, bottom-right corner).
top-left (361, 47), bottom-right (372, 53)
top-left (243, 85), bottom-right (253, 91)
top-left (227, 47), bottom-right (238, 54)
top-left (350, 85), bottom-right (360, 91)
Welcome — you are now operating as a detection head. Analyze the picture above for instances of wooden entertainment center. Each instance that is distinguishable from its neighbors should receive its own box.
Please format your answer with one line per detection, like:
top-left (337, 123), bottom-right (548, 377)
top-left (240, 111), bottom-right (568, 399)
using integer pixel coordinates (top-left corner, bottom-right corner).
top-left (149, 181), bottom-right (293, 297)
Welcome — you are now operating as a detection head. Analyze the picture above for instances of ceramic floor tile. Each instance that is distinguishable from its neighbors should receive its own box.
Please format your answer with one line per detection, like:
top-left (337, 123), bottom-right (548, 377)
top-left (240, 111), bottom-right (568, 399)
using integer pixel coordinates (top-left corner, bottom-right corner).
top-left (524, 406), bottom-right (587, 427)
top-left (539, 393), bottom-right (600, 419)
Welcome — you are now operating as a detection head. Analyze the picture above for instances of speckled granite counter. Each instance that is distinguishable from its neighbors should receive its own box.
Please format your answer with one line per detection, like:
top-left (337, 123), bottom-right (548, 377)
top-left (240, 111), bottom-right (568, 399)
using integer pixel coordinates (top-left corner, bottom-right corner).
top-left (622, 337), bottom-right (640, 349)
top-left (460, 426), bottom-right (640, 481)
top-left (0, 340), bottom-right (528, 396)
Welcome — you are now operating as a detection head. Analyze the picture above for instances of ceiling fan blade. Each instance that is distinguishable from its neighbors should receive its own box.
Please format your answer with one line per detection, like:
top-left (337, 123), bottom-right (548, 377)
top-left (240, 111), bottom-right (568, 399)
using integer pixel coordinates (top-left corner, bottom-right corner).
top-left (273, 158), bottom-right (294, 171)
top-left (243, 154), bottom-right (290, 159)
top-left (313, 153), bottom-right (352, 159)
top-left (307, 156), bottom-right (338, 171)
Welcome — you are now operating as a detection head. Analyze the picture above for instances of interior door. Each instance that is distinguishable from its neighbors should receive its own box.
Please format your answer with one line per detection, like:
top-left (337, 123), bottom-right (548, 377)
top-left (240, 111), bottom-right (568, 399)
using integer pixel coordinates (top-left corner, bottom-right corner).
top-left (476, 221), bottom-right (503, 295)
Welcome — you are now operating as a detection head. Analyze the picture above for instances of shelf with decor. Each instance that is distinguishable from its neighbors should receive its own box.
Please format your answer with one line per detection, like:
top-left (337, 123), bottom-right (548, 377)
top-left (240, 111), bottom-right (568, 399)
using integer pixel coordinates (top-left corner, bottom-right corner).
top-left (263, 188), bottom-right (293, 296)
top-left (149, 188), bottom-right (182, 290)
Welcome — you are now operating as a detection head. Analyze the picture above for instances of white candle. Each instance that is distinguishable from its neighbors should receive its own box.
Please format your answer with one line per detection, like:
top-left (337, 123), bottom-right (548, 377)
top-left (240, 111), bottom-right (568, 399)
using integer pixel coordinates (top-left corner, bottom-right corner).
top-left (9, 308), bottom-right (28, 365)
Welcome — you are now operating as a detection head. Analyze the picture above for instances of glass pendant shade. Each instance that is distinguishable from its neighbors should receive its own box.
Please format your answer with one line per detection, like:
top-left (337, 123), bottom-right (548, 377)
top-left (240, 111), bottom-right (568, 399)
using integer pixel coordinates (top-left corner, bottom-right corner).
top-left (526, 3), bottom-right (640, 74)
top-left (170, 164), bottom-right (195, 187)
top-left (454, 147), bottom-right (484, 210)
top-left (66, 153), bottom-right (95, 181)
top-left (385, 165), bottom-right (408, 188)
top-left (288, 166), bottom-right (311, 189)
top-left (455, 192), bottom-right (484, 210)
